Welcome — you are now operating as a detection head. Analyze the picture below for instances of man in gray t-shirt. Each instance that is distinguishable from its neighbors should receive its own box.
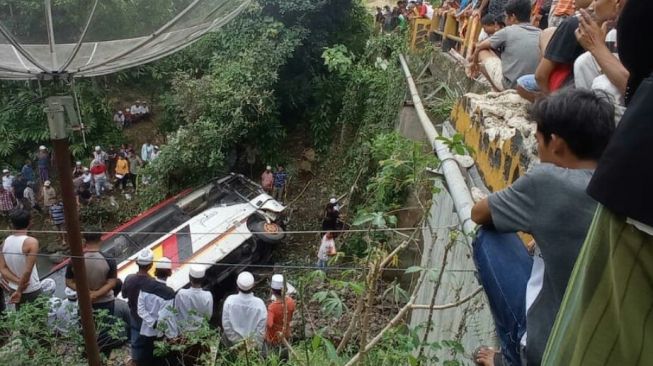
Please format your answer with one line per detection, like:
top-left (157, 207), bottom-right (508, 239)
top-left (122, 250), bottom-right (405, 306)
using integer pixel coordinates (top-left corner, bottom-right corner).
top-left (470, 88), bottom-right (615, 366)
top-left (65, 230), bottom-right (117, 313)
top-left (471, 0), bottom-right (541, 90)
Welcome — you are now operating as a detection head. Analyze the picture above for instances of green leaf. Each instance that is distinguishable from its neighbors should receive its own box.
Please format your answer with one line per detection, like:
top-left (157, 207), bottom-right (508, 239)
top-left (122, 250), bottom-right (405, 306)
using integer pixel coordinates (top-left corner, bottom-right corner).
top-left (311, 335), bottom-right (321, 352)
top-left (404, 266), bottom-right (423, 274)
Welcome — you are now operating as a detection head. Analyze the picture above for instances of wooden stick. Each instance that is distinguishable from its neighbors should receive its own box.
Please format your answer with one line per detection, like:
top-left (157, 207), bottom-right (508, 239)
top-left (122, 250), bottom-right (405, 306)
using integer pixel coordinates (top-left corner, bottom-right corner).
top-left (286, 179), bottom-right (313, 206)
top-left (416, 239), bottom-right (453, 360)
top-left (343, 270), bottom-right (427, 366)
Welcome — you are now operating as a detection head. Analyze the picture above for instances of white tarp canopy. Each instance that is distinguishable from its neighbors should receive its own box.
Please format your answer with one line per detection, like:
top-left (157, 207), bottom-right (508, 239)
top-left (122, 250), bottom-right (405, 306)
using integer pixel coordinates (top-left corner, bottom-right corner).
top-left (0, 0), bottom-right (249, 80)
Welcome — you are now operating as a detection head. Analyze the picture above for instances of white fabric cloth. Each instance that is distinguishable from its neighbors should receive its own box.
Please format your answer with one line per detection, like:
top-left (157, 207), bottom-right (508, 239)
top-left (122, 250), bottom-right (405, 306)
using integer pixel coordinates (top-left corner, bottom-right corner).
top-left (47, 297), bottom-right (63, 327)
top-left (574, 51), bottom-right (602, 89)
top-left (221, 292), bottom-right (267, 346)
top-left (137, 279), bottom-right (174, 337)
top-left (574, 30), bottom-right (623, 104)
top-left (317, 236), bottom-right (335, 261)
top-left (130, 105), bottom-right (139, 115)
top-left (54, 299), bottom-right (80, 335)
top-left (2, 235), bottom-right (40, 293)
top-left (627, 218), bottom-right (653, 237)
top-left (2, 175), bottom-right (14, 190)
top-left (162, 287), bottom-right (214, 338)
top-left (521, 246), bottom-right (545, 346)
top-left (24, 187), bottom-right (36, 206)
top-left (141, 144), bottom-right (153, 162)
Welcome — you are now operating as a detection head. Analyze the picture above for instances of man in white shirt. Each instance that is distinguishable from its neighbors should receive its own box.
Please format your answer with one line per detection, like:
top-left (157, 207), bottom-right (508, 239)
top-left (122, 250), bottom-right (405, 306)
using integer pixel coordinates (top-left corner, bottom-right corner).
top-left (175, 264), bottom-right (213, 334)
top-left (222, 271), bottom-right (267, 348)
top-left (141, 141), bottom-right (154, 162)
top-left (137, 257), bottom-right (175, 364)
top-left (0, 209), bottom-right (41, 310)
top-left (130, 102), bottom-right (140, 117)
top-left (55, 287), bottom-right (80, 335)
top-left (113, 111), bottom-right (124, 129)
top-left (2, 169), bottom-right (14, 192)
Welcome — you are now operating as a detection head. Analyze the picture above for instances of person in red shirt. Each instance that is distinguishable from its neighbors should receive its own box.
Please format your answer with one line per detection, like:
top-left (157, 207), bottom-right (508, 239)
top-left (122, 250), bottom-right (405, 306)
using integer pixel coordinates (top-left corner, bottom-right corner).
top-left (417, 0), bottom-right (428, 18)
top-left (265, 274), bottom-right (296, 354)
top-left (261, 165), bottom-right (274, 194)
top-left (89, 159), bottom-right (107, 197)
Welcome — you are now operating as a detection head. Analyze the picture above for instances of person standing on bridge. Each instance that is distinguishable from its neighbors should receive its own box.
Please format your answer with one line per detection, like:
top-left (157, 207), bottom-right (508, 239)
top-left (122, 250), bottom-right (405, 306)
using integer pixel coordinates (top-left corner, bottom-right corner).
top-left (222, 271), bottom-right (267, 349)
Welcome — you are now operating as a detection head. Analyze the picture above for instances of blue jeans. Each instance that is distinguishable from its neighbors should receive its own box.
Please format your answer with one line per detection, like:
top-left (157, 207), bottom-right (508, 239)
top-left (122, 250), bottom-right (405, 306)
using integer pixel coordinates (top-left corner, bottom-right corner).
top-left (131, 326), bottom-right (155, 364)
top-left (317, 259), bottom-right (327, 270)
top-left (473, 228), bottom-right (532, 366)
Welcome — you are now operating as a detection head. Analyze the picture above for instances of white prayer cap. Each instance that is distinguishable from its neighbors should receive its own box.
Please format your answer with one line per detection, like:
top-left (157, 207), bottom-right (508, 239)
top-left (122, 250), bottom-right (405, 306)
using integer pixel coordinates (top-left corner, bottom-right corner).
top-left (266, 165), bottom-right (272, 170)
top-left (65, 287), bottom-right (77, 299)
top-left (329, 198), bottom-right (337, 204)
top-left (44, 180), bottom-right (51, 186)
top-left (156, 257), bottom-right (172, 270)
top-left (76, 161), bottom-right (82, 166)
top-left (39, 145), bottom-right (47, 150)
top-left (83, 167), bottom-right (89, 172)
top-left (41, 278), bottom-right (56, 296)
top-left (94, 146), bottom-right (101, 151)
top-left (136, 249), bottom-right (154, 265)
top-left (2, 169), bottom-right (8, 174)
top-left (270, 274), bottom-right (296, 295)
top-left (189, 264), bottom-right (207, 279)
top-left (237, 271), bottom-right (255, 291)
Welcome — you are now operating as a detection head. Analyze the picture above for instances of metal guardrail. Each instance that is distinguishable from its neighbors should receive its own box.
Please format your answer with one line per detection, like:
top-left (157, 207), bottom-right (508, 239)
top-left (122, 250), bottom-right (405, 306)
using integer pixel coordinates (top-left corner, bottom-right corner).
top-left (410, 12), bottom-right (482, 58)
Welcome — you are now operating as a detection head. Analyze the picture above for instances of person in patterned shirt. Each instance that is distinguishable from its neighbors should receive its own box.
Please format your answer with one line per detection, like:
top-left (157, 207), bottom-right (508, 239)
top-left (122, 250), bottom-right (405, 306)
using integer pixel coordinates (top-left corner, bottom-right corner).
top-left (0, 186), bottom-right (16, 217)
top-left (272, 165), bottom-right (288, 203)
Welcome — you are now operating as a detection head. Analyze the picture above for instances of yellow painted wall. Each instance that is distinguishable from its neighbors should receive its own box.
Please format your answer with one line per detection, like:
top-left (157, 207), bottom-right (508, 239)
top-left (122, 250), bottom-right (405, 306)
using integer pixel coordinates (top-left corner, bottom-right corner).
top-left (450, 101), bottom-right (528, 193)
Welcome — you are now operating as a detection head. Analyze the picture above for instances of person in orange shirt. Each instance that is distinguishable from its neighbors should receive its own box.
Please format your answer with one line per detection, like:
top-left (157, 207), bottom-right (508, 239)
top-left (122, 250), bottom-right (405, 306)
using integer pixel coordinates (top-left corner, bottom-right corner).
top-left (114, 153), bottom-right (130, 191)
top-left (265, 274), bottom-right (296, 355)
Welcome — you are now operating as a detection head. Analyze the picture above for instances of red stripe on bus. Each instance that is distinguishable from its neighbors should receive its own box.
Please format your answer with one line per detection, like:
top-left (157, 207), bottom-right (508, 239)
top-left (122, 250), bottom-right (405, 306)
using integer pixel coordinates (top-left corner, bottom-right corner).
top-left (162, 234), bottom-right (180, 269)
top-left (100, 188), bottom-right (193, 241)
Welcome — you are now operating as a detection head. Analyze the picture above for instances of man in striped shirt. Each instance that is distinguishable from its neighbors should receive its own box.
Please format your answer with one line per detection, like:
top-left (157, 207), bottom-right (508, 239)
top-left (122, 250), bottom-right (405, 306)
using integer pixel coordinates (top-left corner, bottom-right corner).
top-left (49, 199), bottom-right (66, 248)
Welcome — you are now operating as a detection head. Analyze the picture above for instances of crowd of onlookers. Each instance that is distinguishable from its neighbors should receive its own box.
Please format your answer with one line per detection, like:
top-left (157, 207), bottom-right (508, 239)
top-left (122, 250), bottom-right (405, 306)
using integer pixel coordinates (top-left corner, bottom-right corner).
top-left (410, 0), bottom-right (653, 365)
top-left (0, 203), bottom-right (298, 364)
top-left (376, 0), bottom-right (437, 33)
top-left (113, 101), bottom-right (151, 129)
top-left (0, 141), bottom-right (161, 249)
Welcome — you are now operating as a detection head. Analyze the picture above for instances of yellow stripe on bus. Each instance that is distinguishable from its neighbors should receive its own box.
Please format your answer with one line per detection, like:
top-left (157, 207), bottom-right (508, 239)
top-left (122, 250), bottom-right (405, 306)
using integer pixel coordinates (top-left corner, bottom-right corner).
top-left (149, 243), bottom-right (165, 276)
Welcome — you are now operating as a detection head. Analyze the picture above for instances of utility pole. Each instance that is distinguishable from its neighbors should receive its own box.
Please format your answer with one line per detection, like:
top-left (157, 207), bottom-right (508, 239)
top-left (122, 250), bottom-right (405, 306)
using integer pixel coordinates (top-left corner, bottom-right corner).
top-left (44, 97), bottom-right (101, 366)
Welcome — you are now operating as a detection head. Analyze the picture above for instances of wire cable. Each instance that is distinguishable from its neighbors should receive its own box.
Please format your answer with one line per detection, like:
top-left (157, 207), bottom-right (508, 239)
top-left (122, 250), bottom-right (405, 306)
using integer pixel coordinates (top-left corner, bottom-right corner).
top-left (0, 224), bottom-right (463, 236)
top-left (0, 251), bottom-right (477, 274)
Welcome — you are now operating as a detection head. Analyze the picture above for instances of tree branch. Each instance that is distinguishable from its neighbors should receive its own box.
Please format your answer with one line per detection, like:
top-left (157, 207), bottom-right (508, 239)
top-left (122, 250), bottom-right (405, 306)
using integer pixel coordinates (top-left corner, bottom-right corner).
top-left (410, 286), bottom-right (482, 310)
top-left (343, 270), bottom-right (427, 366)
